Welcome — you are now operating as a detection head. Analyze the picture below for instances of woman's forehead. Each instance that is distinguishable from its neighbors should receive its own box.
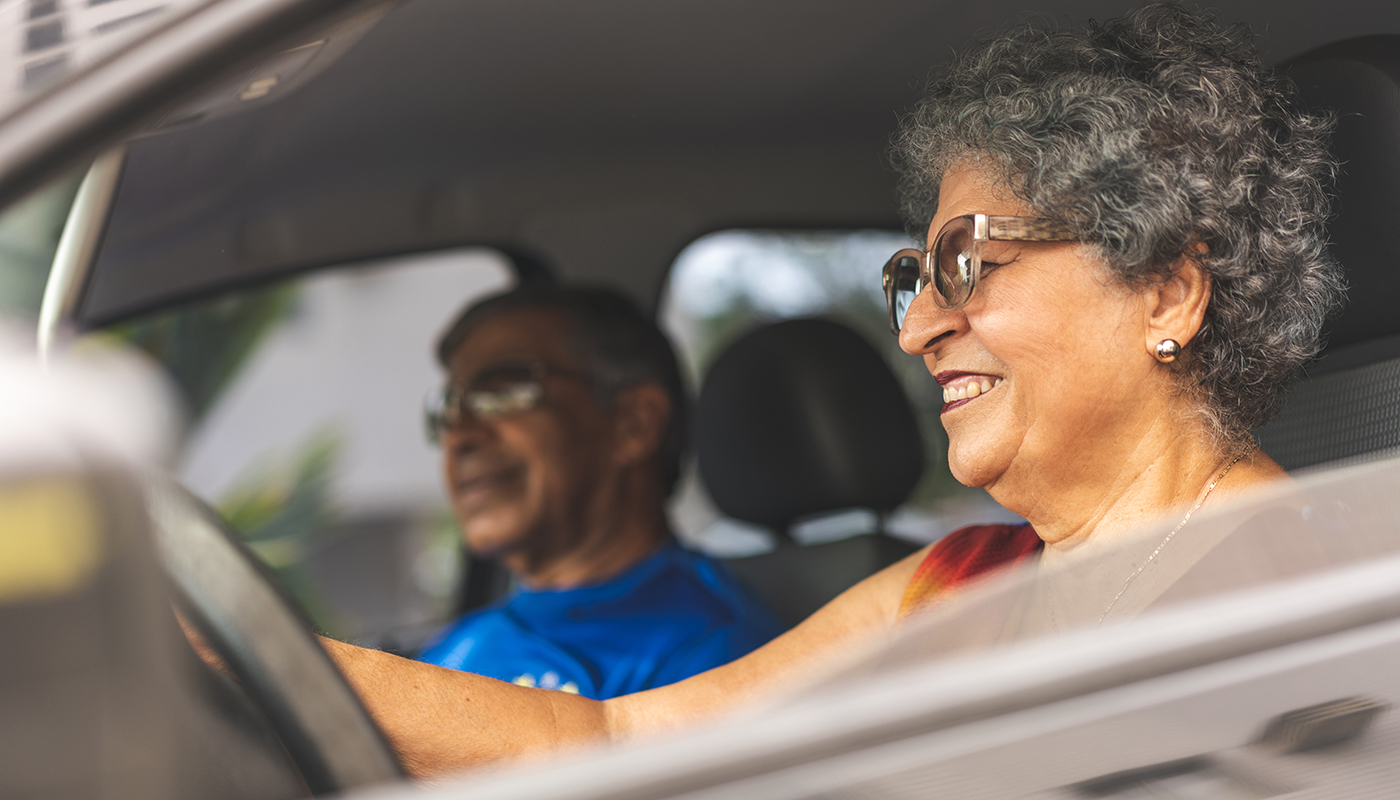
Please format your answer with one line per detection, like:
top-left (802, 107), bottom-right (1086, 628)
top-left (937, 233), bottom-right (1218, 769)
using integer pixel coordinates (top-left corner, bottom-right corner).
top-left (929, 160), bottom-right (1033, 234)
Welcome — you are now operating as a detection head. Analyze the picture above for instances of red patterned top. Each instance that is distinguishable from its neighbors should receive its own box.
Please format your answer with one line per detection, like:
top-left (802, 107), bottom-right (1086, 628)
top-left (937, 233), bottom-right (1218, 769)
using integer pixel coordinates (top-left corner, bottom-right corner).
top-left (898, 524), bottom-right (1043, 619)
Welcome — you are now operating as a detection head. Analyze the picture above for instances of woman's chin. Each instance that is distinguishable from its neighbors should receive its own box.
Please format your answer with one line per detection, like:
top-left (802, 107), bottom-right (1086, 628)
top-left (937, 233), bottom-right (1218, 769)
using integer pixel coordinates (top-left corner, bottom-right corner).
top-left (946, 454), bottom-right (997, 489)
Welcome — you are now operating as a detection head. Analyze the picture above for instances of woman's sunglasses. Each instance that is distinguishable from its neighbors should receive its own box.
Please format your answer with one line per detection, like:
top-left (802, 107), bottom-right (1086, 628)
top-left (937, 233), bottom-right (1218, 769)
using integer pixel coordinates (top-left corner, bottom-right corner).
top-left (882, 214), bottom-right (1076, 334)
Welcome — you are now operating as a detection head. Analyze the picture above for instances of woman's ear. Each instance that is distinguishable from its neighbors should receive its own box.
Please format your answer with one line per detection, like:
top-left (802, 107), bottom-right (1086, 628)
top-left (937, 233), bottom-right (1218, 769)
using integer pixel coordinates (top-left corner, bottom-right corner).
top-left (1144, 244), bottom-right (1212, 359)
top-left (609, 383), bottom-right (671, 467)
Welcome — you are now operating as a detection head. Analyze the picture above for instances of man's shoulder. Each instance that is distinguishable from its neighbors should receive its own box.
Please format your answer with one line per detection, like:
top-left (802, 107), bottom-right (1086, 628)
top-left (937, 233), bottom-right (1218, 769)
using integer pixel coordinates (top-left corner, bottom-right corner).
top-left (414, 602), bottom-right (521, 665)
top-left (589, 544), bottom-right (783, 693)
top-left (550, 542), bottom-right (782, 644)
top-left (418, 543), bottom-right (782, 697)
top-left (593, 542), bottom-right (763, 617)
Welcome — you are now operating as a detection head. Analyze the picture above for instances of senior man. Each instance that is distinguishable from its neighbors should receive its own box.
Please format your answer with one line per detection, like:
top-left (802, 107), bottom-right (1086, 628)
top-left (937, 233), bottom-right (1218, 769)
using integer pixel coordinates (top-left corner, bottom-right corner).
top-left (415, 284), bottom-right (782, 699)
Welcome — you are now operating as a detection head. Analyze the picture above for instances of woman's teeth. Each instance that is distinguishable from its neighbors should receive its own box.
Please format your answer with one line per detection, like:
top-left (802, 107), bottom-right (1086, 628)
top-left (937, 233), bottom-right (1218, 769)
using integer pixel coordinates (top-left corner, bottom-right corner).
top-left (943, 377), bottom-right (1001, 403)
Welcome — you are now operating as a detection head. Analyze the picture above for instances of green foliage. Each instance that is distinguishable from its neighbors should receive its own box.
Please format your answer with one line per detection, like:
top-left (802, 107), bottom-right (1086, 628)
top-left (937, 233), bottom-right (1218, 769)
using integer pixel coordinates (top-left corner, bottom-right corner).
top-left (220, 427), bottom-right (342, 547)
top-left (98, 279), bottom-right (347, 625)
top-left (217, 427), bottom-right (345, 635)
top-left (0, 172), bottom-right (83, 320)
top-left (417, 507), bottom-right (467, 603)
top-left (106, 283), bottom-right (299, 423)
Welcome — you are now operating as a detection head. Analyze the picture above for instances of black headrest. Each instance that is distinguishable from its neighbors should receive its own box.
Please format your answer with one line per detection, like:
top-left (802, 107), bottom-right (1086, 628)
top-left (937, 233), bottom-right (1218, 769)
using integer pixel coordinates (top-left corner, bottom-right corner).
top-left (695, 317), bottom-right (925, 531)
top-left (1282, 36), bottom-right (1400, 352)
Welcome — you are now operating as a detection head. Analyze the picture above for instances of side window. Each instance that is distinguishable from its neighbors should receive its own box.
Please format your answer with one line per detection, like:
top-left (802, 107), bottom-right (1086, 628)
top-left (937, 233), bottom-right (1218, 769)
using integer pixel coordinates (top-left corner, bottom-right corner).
top-left (102, 249), bottom-right (514, 648)
top-left (659, 230), bottom-right (1019, 554)
top-left (0, 173), bottom-right (82, 322)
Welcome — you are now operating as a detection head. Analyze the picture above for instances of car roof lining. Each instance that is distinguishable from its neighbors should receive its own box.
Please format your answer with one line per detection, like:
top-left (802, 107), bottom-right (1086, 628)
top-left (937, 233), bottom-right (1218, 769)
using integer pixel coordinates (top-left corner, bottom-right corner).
top-left (72, 0), bottom-right (1400, 324)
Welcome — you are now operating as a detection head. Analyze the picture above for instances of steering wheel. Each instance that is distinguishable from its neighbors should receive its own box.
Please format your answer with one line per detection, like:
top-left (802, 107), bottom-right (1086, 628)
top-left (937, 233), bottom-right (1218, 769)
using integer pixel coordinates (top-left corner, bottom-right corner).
top-left (144, 473), bottom-right (406, 793)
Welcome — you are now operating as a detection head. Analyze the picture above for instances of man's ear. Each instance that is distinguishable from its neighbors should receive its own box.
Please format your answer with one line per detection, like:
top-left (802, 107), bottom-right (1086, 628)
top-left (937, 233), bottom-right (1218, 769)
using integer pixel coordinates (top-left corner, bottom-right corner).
top-left (610, 383), bottom-right (671, 466)
top-left (1144, 245), bottom-right (1211, 359)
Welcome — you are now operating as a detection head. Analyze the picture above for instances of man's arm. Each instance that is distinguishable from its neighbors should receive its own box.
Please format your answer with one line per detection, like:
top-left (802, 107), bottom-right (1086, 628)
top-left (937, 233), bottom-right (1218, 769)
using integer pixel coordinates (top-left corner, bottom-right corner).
top-left (325, 544), bottom-right (927, 778)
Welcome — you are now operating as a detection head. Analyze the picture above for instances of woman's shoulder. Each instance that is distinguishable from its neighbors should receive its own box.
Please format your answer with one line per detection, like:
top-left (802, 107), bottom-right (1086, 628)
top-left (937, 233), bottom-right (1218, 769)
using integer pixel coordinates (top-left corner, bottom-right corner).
top-left (926, 523), bottom-right (1042, 572)
top-left (898, 524), bottom-right (1043, 618)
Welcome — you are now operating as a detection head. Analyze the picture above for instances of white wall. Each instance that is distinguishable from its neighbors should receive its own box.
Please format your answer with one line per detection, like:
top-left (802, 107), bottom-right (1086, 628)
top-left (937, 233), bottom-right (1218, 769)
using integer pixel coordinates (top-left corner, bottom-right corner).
top-left (178, 248), bottom-right (513, 515)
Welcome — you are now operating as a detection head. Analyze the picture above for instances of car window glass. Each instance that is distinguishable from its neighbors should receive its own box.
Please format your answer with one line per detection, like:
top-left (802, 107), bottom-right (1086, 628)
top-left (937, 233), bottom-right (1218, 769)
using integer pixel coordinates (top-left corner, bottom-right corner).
top-left (659, 230), bottom-right (1020, 556)
top-left (96, 248), bottom-right (514, 649)
top-left (0, 171), bottom-right (82, 324)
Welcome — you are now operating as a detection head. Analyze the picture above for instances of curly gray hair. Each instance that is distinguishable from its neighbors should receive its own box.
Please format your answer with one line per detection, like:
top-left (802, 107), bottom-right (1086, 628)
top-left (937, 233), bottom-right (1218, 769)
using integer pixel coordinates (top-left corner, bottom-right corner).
top-left (891, 2), bottom-right (1344, 439)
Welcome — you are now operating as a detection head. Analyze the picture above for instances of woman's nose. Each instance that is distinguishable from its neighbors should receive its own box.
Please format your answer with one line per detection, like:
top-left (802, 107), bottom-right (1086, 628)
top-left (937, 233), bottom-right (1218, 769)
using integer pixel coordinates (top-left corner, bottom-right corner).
top-left (898, 286), bottom-right (965, 356)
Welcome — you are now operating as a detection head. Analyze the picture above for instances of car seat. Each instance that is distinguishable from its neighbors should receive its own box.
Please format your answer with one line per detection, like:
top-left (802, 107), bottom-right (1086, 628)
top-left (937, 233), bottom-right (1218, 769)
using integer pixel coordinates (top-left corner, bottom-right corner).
top-left (1255, 37), bottom-right (1400, 469)
top-left (696, 317), bottom-right (925, 627)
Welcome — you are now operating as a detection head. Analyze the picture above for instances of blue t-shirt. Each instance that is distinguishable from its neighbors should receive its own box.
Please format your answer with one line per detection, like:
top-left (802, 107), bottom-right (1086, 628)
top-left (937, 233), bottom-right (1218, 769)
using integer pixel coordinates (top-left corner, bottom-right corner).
top-left (416, 540), bottom-right (784, 699)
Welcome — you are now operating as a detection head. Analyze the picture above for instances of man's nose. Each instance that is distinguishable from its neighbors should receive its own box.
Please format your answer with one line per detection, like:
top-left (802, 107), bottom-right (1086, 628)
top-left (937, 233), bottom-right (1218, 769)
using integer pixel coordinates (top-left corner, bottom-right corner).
top-left (441, 413), bottom-right (495, 456)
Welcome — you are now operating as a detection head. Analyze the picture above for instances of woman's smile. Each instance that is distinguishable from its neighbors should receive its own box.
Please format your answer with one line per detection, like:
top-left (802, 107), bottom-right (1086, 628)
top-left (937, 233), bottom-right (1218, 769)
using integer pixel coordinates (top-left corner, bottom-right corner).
top-left (936, 370), bottom-right (1004, 412)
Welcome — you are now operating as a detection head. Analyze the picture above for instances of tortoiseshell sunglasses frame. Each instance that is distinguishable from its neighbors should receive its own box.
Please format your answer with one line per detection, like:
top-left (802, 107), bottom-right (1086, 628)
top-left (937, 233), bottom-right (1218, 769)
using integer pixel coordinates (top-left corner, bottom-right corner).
top-left (882, 214), bottom-right (1077, 334)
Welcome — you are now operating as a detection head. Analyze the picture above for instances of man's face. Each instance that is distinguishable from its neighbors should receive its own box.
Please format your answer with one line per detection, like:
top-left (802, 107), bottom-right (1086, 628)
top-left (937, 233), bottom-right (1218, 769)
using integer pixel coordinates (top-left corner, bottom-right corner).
top-left (439, 308), bottom-right (617, 573)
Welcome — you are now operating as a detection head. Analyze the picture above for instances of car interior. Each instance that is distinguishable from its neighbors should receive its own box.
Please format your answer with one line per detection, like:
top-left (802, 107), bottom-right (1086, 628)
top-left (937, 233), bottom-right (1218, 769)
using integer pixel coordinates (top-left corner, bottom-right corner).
top-left (698, 316), bottom-right (924, 626)
top-left (7, 0), bottom-right (1400, 798)
top-left (1253, 36), bottom-right (1400, 471)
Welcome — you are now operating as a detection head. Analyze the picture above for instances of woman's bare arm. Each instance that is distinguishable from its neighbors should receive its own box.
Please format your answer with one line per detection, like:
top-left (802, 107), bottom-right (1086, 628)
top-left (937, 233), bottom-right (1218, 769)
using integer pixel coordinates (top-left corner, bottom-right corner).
top-left (319, 638), bottom-right (608, 777)
top-left (325, 545), bottom-right (927, 778)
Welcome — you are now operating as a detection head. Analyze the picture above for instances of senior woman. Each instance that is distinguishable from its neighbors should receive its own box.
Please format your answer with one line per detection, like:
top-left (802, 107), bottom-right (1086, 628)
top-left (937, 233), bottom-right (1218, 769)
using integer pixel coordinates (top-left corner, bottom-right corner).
top-left (320, 3), bottom-right (1342, 777)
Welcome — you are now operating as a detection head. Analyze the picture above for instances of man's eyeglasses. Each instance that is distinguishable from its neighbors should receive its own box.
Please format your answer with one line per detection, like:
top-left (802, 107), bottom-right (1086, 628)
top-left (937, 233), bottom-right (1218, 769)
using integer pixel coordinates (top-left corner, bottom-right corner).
top-left (425, 360), bottom-right (595, 443)
top-left (882, 214), bottom-right (1076, 334)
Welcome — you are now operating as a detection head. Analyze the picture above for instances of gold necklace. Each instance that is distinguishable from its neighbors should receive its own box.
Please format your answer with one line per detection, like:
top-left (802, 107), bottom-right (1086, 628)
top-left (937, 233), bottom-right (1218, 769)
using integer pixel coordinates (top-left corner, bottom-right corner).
top-left (1095, 448), bottom-right (1251, 624)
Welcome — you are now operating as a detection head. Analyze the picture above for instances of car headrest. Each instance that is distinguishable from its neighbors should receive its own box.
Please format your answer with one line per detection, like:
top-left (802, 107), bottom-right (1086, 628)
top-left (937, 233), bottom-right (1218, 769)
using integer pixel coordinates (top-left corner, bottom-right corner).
top-left (1282, 36), bottom-right (1400, 352)
top-left (696, 317), bottom-right (925, 532)
top-left (1254, 38), bottom-right (1400, 470)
